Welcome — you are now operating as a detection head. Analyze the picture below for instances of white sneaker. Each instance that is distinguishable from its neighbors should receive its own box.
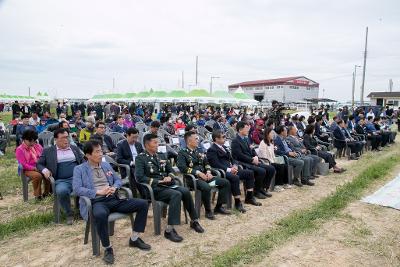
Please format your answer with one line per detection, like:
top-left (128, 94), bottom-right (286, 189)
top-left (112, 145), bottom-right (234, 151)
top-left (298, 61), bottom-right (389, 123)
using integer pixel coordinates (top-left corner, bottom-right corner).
top-left (283, 184), bottom-right (293, 189)
top-left (274, 186), bottom-right (284, 192)
top-left (0, 151), bottom-right (4, 156)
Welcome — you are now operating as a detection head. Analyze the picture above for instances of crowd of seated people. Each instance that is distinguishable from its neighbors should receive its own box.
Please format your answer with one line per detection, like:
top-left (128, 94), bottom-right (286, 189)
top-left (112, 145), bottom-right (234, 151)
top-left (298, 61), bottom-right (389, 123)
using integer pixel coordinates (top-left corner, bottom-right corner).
top-left (1, 100), bottom-right (400, 264)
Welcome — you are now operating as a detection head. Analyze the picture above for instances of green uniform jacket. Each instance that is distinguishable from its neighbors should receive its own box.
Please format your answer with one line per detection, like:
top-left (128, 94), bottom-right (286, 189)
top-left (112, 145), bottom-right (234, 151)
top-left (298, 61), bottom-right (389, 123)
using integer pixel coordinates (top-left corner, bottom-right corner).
top-left (177, 148), bottom-right (211, 176)
top-left (135, 151), bottom-right (173, 188)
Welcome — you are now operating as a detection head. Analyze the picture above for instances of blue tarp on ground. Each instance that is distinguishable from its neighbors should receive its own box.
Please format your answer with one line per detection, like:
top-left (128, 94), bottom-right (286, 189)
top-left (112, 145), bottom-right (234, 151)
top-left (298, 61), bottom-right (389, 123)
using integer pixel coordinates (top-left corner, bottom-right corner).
top-left (362, 173), bottom-right (400, 210)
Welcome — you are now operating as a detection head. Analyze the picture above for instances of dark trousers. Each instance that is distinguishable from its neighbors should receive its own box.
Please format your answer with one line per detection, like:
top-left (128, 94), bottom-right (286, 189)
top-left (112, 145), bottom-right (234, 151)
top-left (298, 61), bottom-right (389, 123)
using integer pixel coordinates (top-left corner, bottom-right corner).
top-left (91, 195), bottom-right (149, 248)
top-left (245, 163), bottom-right (275, 191)
top-left (128, 167), bottom-right (139, 196)
top-left (271, 163), bottom-right (287, 185)
top-left (226, 169), bottom-right (255, 196)
top-left (187, 177), bottom-right (230, 211)
top-left (317, 151), bottom-right (336, 169)
top-left (154, 186), bottom-right (198, 225)
top-left (368, 135), bottom-right (382, 150)
top-left (380, 133), bottom-right (390, 146)
top-left (347, 141), bottom-right (363, 154)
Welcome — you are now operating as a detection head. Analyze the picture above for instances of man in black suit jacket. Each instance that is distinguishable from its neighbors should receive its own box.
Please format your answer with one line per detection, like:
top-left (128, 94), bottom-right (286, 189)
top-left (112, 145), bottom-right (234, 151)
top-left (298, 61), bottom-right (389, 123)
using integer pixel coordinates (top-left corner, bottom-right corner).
top-left (116, 127), bottom-right (143, 192)
top-left (333, 119), bottom-right (363, 159)
top-left (230, 121), bottom-right (276, 199)
top-left (36, 128), bottom-right (84, 225)
top-left (207, 130), bottom-right (261, 212)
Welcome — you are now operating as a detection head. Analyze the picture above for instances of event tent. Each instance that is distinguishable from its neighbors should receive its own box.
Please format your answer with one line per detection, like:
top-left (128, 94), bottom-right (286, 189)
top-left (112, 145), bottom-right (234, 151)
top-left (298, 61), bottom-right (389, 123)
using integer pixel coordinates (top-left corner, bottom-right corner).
top-left (89, 88), bottom-right (258, 105)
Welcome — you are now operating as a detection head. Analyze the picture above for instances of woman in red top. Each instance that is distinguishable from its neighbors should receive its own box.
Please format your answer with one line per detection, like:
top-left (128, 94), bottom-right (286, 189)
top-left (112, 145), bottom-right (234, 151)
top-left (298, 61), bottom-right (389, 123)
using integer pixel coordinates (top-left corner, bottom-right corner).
top-left (15, 129), bottom-right (50, 200)
top-left (174, 117), bottom-right (186, 134)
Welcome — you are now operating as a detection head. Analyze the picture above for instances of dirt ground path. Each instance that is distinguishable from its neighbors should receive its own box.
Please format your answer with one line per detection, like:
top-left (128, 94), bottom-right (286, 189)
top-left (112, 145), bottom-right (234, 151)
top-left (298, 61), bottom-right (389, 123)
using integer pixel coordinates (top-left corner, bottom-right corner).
top-left (256, 165), bottom-right (400, 267)
top-left (0, 145), bottom-right (399, 267)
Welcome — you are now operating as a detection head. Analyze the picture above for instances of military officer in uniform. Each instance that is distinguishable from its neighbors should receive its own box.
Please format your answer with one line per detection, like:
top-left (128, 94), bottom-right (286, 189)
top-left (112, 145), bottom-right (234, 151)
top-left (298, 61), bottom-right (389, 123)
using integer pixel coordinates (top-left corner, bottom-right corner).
top-left (135, 134), bottom-right (204, 243)
top-left (177, 131), bottom-right (231, 220)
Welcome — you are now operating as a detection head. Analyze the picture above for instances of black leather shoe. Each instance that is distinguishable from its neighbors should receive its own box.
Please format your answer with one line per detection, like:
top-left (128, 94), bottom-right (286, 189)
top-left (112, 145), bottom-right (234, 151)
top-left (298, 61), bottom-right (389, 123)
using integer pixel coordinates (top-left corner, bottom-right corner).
top-left (245, 197), bottom-right (262, 206)
top-left (205, 211), bottom-right (216, 220)
top-left (254, 191), bottom-right (267, 199)
top-left (301, 180), bottom-right (315, 186)
top-left (190, 221), bottom-right (205, 233)
top-left (103, 247), bottom-right (114, 265)
top-left (164, 229), bottom-right (183, 242)
top-left (264, 192), bottom-right (272, 198)
top-left (214, 206), bottom-right (231, 215)
top-left (312, 175), bottom-right (320, 178)
top-left (129, 237), bottom-right (151, 251)
top-left (234, 203), bottom-right (247, 213)
top-left (293, 181), bottom-right (303, 187)
top-left (259, 189), bottom-right (268, 196)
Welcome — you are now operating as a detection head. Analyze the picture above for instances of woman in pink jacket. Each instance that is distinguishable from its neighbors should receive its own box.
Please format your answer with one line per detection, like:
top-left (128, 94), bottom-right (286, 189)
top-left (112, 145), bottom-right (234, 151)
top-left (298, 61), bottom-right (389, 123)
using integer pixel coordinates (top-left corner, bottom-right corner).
top-left (15, 129), bottom-right (50, 200)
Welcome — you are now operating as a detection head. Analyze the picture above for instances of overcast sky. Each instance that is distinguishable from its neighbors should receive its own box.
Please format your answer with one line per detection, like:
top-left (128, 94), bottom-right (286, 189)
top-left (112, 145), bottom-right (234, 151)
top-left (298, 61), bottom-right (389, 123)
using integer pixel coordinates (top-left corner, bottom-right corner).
top-left (0, 0), bottom-right (399, 101)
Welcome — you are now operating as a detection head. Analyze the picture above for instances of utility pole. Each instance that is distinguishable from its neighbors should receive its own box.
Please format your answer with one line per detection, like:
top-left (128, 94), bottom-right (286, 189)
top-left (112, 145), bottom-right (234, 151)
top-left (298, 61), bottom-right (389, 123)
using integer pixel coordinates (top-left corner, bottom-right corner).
top-left (112, 78), bottom-right (115, 90)
top-left (360, 27), bottom-right (368, 104)
top-left (352, 65), bottom-right (361, 107)
top-left (210, 76), bottom-right (220, 94)
top-left (28, 87), bottom-right (31, 97)
top-left (181, 71), bottom-right (184, 89)
top-left (389, 79), bottom-right (393, 92)
top-left (195, 56), bottom-right (198, 86)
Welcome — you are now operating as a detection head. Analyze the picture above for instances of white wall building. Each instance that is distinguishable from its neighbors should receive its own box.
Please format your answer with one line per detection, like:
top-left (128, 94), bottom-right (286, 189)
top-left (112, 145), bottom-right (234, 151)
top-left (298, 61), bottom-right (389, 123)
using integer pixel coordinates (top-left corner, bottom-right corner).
top-left (228, 76), bottom-right (319, 103)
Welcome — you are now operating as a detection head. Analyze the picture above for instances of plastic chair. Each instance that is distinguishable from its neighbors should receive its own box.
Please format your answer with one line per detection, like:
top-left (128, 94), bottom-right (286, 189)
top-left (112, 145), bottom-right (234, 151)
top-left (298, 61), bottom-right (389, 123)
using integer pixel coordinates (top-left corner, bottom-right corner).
top-left (103, 155), bottom-right (130, 187)
top-left (135, 174), bottom-right (188, 235)
top-left (18, 163), bottom-right (32, 202)
top-left (183, 168), bottom-right (221, 217)
top-left (82, 187), bottom-right (135, 256)
top-left (38, 131), bottom-right (54, 148)
top-left (6, 124), bottom-right (16, 145)
top-left (197, 126), bottom-right (212, 141)
top-left (108, 132), bottom-right (126, 148)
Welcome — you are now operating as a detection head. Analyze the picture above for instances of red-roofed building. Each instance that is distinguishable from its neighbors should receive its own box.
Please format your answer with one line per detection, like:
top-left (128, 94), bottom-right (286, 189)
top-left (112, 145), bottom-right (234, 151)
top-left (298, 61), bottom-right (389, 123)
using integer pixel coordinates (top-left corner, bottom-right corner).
top-left (228, 76), bottom-right (319, 102)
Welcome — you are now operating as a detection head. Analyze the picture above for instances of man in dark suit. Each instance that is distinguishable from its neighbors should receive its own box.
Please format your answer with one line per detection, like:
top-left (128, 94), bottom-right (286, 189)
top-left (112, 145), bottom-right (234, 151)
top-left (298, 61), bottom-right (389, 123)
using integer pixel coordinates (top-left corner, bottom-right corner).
top-left (207, 130), bottom-right (261, 213)
top-left (333, 119), bottom-right (363, 159)
top-left (91, 121), bottom-right (115, 155)
top-left (116, 127), bottom-right (143, 193)
top-left (37, 128), bottom-right (84, 224)
top-left (231, 121), bottom-right (275, 199)
top-left (356, 117), bottom-right (382, 150)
